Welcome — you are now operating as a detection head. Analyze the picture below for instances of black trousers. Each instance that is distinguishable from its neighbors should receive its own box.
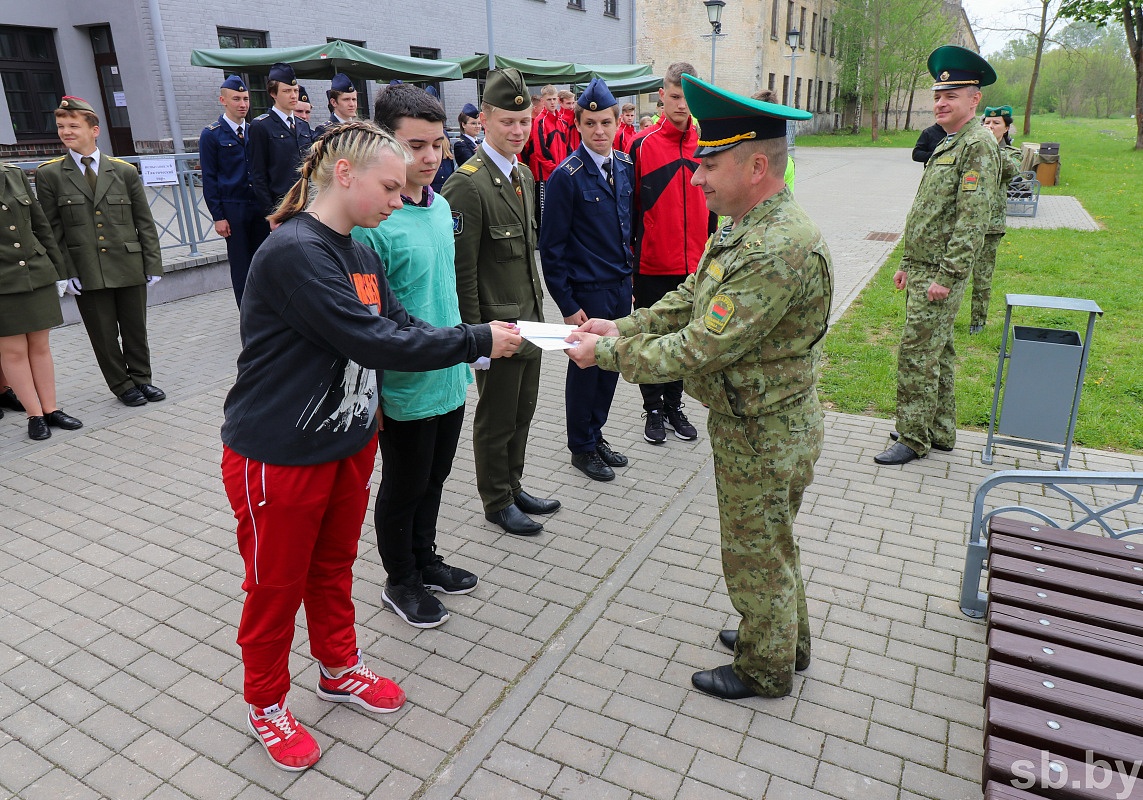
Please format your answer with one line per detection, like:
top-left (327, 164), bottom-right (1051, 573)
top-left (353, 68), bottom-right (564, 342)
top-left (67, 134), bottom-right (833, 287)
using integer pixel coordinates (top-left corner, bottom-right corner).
top-left (75, 284), bottom-right (151, 397)
top-left (223, 202), bottom-right (271, 307)
top-left (374, 405), bottom-right (465, 582)
top-left (632, 272), bottom-right (686, 412)
top-left (565, 279), bottom-right (631, 453)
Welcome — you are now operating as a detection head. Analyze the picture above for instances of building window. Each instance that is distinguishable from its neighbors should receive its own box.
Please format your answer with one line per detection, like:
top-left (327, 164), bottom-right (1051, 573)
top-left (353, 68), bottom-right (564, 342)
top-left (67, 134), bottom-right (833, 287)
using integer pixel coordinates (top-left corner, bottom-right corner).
top-left (782, 74), bottom-right (790, 105)
top-left (768, 72), bottom-right (776, 91)
top-left (795, 77), bottom-right (801, 108)
top-left (826, 81), bottom-right (832, 112)
top-left (568, 0), bottom-right (585, 9)
top-left (816, 80), bottom-right (823, 111)
top-left (604, 0), bottom-right (618, 17)
top-left (830, 23), bottom-right (836, 57)
top-left (787, 2), bottom-right (795, 36)
top-left (0, 25), bottom-right (65, 141)
top-left (821, 17), bottom-right (829, 53)
top-left (218, 27), bottom-right (269, 117)
top-left (409, 46), bottom-right (443, 101)
top-left (811, 14), bottom-right (817, 51)
top-left (771, 0), bottom-right (781, 40)
top-left (799, 8), bottom-right (807, 47)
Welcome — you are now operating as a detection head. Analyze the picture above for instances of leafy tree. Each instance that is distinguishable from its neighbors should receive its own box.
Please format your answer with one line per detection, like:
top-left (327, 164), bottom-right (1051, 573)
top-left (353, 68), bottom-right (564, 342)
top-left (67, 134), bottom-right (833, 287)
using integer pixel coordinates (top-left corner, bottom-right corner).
top-left (1060, 0), bottom-right (1143, 148)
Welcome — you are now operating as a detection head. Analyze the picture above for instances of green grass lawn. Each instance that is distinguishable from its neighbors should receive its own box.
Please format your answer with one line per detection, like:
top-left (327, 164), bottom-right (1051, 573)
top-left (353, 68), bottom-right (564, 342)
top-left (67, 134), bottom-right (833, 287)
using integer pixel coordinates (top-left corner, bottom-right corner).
top-left (809, 115), bottom-right (1143, 452)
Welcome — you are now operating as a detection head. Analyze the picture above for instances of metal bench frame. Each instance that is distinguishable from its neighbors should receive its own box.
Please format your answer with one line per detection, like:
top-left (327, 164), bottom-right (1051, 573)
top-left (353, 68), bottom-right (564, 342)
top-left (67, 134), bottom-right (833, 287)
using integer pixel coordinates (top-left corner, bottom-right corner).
top-left (959, 470), bottom-right (1143, 618)
top-left (1006, 170), bottom-right (1041, 218)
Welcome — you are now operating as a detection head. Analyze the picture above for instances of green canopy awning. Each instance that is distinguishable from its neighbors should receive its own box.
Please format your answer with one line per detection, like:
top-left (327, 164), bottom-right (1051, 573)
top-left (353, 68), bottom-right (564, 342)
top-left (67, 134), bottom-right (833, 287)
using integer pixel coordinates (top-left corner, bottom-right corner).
top-left (576, 63), bottom-right (653, 83)
top-left (190, 40), bottom-right (463, 82)
top-left (577, 74), bottom-right (662, 94)
top-left (440, 55), bottom-right (652, 87)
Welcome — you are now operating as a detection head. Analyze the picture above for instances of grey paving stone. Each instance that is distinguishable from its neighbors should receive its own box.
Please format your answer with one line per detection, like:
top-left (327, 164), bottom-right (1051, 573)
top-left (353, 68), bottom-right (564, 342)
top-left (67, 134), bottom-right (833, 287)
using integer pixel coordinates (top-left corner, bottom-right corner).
top-left (169, 755), bottom-right (248, 800)
top-left (17, 768), bottom-right (102, 800)
top-left (0, 739), bottom-right (53, 793)
top-left (684, 751), bottom-right (769, 800)
top-left (84, 754), bottom-right (163, 800)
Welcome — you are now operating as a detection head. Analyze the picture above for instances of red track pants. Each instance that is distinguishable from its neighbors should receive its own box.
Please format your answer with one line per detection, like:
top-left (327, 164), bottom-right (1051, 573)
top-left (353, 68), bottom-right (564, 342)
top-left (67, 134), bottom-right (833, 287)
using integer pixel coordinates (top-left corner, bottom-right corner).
top-left (221, 437), bottom-right (377, 706)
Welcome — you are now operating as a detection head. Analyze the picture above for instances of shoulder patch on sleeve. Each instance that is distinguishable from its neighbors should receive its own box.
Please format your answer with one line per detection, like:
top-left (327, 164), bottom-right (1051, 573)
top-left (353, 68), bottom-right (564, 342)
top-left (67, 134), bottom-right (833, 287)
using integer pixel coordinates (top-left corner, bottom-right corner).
top-left (961, 170), bottom-right (980, 191)
top-left (613, 150), bottom-right (632, 165)
top-left (704, 294), bottom-right (734, 333)
top-left (207, 121), bottom-right (220, 130)
top-left (562, 156), bottom-right (583, 175)
top-left (451, 211), bottom-right (463, 235)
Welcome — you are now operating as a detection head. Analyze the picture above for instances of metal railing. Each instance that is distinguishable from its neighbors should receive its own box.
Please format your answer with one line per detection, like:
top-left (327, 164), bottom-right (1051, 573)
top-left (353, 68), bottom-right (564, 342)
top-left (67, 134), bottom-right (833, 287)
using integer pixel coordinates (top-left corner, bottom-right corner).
top-left (15, 153), bottom-right (224, 259)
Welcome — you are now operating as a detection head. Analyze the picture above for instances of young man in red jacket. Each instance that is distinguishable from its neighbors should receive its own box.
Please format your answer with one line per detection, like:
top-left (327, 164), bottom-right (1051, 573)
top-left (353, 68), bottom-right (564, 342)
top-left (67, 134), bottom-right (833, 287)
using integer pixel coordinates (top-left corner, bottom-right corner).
top-left (527, 85), bottom-right (567, 229)
top-left (613, 102), bottom-right (638, 153)
top-left (557, 90), bottom-right (580, 151)
top-left (626, 61), bottom-right (714, 445)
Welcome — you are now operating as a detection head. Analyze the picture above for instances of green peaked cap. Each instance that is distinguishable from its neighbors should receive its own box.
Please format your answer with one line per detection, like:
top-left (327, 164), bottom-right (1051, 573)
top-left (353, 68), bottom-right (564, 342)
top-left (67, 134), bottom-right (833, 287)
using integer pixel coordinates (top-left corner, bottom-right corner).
top-left (681, 73), bottom-right (811, 157)
top-left (984, 105), bottom-right (1013, 118)
top-left (928, 45), bottom-right (996, 90)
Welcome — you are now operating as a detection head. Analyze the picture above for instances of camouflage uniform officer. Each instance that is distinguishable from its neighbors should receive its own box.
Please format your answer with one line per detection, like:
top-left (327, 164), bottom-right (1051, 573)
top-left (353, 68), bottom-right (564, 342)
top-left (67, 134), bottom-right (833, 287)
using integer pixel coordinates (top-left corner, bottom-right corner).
top-left (567, 74), bottom-right (833, 700)
top-left (971, 105), bottom-right (1023, 333)
top-left (875, 46), bottom-right (1001, 465)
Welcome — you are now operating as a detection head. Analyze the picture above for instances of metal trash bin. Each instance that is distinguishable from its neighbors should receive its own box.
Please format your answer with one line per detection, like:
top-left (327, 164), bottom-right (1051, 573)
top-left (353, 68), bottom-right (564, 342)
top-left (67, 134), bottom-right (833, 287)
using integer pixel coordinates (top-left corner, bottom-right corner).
top-left (982, 295), bottom-right (1102, 470)
top-left (998, 326), bottom-right (1082, 442)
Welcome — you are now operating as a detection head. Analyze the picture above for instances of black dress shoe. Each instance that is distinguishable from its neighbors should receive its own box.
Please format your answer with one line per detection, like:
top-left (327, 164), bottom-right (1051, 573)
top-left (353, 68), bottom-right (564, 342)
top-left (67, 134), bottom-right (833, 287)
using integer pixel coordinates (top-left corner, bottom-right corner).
top-left (486, 504), bottom-right (543, 535)
top-left (28, 416), bottom-right (50, 440)
top-left (44, 410), bottom-right (83, 430)
top-left (0, 387), bottom-right (24, 411)
top-left (137, 384), bottom-right (166, 402)
top-left (889, 431), bottom-right (952, 452)
top-left (118, 387), bottom-right (147, 406)
top-left (596, 438), bottom-right (628, 468)
top-left (691, 664), bottom-right (757, 700)
top-left (717, 630), bottom-right (811, 671)
top-left (873, 441), bottom-right (922, 465)
top-left (514, 490), bottom-right (560, 515)
top-left (572, 451), bottom-right (615, 481)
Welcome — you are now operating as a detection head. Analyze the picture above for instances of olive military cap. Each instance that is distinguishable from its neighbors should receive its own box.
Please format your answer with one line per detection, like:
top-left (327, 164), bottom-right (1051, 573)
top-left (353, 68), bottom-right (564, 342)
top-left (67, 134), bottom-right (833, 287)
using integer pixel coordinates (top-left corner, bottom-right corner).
top-left (481, 68), bottom-right (530, 112)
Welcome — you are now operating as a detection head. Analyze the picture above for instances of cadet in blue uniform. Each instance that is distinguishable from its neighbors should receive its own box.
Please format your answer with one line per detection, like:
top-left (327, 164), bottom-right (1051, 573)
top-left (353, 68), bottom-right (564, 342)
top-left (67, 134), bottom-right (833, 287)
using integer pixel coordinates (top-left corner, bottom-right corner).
top-left (314, 73), bottom-right (358, 138)
top-left (539, 78), bottom-right (634, 482)
top-left (453, 103), bottom-right (481, 167)
top-left (248, 63), bottom-right (314, 222)
top-left (200, 75), bottom-right (270, 307)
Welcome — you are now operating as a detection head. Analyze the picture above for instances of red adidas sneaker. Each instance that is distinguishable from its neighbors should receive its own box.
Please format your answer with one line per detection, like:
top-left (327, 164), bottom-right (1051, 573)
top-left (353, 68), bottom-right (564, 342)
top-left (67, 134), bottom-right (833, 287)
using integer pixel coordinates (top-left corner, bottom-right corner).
top-left (316, 650), bottom-right (406, 713)
top-left (247, 702), bottom-right (321, 771)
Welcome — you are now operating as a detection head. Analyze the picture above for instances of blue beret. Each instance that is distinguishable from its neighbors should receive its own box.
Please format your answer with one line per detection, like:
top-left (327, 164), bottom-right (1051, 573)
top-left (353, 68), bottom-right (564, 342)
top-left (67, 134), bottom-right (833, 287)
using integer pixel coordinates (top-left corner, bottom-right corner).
top-left (297, 85), bottom-right (310, 104)
top-left (330, 73), bottom-right (356, 94)
top-left (425, 85), bottom-right (439, 98)
top-left (461, 102), bottom-right (480, 117)
top-left (221, 74), bottom-right (247, 92)
top-left (577, 77), bottom-right (616, 113)
top-left (388, 79), bottom-right (402, 86)
top-left (268, 62), bottom-right (297, 85)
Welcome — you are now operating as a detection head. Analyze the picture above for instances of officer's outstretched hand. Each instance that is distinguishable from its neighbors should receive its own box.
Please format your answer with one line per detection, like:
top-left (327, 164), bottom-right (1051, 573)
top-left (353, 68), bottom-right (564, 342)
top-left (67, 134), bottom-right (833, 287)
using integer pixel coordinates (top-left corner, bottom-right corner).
top-left (488, 321), bottom-right (522, 358)
top-left (575, 318), bottom-right (619, 337)
top-left (893, 270), bottom-right (907, 290)
top-left (564, 310), bottom-right (588, 326)
top-left (565, 331), bottom-right (599, 369)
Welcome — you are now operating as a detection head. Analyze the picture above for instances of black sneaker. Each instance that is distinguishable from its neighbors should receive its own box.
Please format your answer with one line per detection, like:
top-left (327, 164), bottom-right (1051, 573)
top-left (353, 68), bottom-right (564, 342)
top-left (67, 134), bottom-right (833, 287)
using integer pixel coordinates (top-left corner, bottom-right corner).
top-left (596, 438), bottom-right (628, 468)
top-left (642, 410), bottom-right (666, 444)
top-left (0, 388), bottom-right (23, 412)
top-left (382, 578), bottom-right (448, 628)
top-left (664, 405), bottom-right (698, 441)
top-left (422, 558), bottom-right (478, 595)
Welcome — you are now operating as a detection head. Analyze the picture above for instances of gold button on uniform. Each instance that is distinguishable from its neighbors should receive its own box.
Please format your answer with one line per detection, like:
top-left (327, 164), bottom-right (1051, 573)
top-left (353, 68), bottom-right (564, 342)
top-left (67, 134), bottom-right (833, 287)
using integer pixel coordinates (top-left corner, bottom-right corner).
top-left (98, 236), bottom-right (105, 240)
top-left (97, 223), bottom-right (103, 228)
top-left (95, 210), bottom-right (101, 215)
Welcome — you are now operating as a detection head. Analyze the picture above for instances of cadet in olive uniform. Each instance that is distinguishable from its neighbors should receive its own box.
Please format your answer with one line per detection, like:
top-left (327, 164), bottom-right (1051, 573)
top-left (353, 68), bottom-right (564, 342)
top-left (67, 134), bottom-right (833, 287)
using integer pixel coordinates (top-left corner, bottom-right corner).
top-left (200, 75), bottom-right (270, 307)
top-left (568, 74), bottom-right (833, 700)
top-left (972, 105), bottom-right (1023, 333)
top-left (441, 68), bottom-right (561, 536)
top-left (875, 46), bottom-right (1000, 465)
top-left (37, 96), bottom-right (165, 407)
top-left (539, 77), bottom-right (634, 482)
top-left (248, 63), bottom-right (314, 220)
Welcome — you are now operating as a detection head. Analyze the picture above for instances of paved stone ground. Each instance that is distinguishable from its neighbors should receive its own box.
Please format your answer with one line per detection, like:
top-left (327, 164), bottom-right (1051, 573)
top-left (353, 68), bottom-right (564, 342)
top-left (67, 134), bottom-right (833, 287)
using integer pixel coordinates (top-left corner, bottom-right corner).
top-left (1005, 194), bottom-right (1100, 231)
top-left (1, 148), bottom-right (1128, 800)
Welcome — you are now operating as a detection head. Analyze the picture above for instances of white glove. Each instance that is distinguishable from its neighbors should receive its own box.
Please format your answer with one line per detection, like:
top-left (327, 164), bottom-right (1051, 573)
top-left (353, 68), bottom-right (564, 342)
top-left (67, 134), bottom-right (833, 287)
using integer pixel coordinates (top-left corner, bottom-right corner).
top-left (146, 275), bottom-right (162, 287)
top-left (65, 277), bottom-right (83, 295)
top-left (471, 356), bottom-right (492, 371)
top-left (56, 280), bottom-right (67, 298)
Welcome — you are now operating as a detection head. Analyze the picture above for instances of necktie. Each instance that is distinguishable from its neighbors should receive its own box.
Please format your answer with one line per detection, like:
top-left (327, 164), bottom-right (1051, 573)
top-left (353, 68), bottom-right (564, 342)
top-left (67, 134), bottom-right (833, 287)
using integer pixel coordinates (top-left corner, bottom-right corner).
top-left (288, 117), bottom-right (296, 134)
top-left (80, 156), bottom-right (97, 192)
top-left (236, 124), bottom-right (244, 142)
top-left (510, 167), bottom-right (524, 206)
top-left (602, 158), bottom-right (614, 188)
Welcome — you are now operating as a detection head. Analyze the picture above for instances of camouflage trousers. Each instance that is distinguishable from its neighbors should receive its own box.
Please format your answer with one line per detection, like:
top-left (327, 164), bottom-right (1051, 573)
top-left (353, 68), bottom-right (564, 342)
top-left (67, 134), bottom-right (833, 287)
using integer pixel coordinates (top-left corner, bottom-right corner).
top-left (707, 399), bottom-right (824, 697)
top-left (896, 266), bottom-right (968, 456)
top-left (970, 233), bottom-right (1004, 329)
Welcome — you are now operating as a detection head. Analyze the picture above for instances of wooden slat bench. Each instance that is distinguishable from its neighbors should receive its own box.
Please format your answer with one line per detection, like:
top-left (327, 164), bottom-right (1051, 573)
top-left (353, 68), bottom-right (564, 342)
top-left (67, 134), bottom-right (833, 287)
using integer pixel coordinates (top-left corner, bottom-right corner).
top-left (982, 515), bottom-right (1143, 798)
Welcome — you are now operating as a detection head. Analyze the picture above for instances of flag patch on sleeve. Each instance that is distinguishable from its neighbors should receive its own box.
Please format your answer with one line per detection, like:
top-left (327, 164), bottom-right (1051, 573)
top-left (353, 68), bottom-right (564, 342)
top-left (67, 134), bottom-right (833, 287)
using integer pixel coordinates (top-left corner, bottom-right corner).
top-left (705, 294), bottom-right (734, 333)
top-left (961, 170), bottom-right (980, 192)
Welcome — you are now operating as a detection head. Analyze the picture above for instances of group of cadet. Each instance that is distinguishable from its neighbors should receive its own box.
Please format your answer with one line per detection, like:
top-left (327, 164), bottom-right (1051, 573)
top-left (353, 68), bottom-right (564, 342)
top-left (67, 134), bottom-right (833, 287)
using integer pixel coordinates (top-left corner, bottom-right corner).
top-left (1, 40), bottom-right (1019, 775)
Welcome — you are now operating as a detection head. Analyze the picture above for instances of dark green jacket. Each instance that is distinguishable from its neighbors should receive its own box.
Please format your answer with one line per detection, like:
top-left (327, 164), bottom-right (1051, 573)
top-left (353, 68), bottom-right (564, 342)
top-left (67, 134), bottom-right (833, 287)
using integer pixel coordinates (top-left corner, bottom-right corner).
top-left (35, 152), bottom-right (163, 289)
top-left (441, 144), bottom-right (545, 349)
top-left (0, 165), bottom-right (66, 295)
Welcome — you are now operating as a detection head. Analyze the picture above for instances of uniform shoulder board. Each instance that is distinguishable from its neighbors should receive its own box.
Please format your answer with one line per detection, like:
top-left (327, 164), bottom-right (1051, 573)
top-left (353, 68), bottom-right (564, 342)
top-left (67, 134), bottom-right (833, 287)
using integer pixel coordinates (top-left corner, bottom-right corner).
top-left (207, 121), bottom-right (220, 130)
top-left (39, 156), bottom-right (66, 166)
top-left (107, 157), bottom-right (132, 165)
top-left (562, 156), bottom-right (583, 175)
top-left (458, 159), bottom-right (481, 175)
top-left (613, 150), bottom-right (633, 165)
top-left (254, 113), bottom-right (269, 121)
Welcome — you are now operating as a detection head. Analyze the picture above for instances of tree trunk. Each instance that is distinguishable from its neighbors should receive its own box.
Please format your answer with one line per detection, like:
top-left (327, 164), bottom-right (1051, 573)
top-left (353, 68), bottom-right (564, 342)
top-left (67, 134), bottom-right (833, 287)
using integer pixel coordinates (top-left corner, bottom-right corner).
top-left (872, 2), bottom-right (881, 141)
top-left (1024, 0), bottom-right (1051, 136)
top-left (905, 72), bottom-right (918, 130)
top-left (1128, 0), bottom-right (1143, 149)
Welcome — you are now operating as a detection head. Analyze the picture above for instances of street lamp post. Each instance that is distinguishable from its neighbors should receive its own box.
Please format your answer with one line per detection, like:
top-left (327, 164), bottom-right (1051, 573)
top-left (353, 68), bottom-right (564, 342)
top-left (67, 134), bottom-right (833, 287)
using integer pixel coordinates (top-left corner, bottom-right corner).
top-left (703, 0), bottom-right (726, 84)
top-left (786, 27), bottom-right (801, 155)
